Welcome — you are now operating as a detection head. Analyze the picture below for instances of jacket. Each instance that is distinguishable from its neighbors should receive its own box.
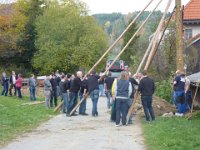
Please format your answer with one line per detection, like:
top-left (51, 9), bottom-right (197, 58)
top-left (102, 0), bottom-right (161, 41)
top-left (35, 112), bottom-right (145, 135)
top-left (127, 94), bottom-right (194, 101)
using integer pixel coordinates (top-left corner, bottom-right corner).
top-left (16, 77), bottom-right (23, 88)
top-left (114, 79), bottom-right (132, 99)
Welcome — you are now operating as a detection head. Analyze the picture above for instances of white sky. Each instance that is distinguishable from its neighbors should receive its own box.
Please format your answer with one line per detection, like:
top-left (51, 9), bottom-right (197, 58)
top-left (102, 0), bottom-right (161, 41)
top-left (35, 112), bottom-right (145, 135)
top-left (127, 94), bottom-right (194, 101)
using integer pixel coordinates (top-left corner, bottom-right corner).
top-left (81, 0), bottom-right (190, 14)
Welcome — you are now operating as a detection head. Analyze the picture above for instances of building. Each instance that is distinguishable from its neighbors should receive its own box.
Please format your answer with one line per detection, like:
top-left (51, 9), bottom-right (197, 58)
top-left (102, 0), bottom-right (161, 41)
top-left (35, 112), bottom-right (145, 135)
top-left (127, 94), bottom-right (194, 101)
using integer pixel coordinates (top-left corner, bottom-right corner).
top-left (183, 0), bottom-right (200, 73)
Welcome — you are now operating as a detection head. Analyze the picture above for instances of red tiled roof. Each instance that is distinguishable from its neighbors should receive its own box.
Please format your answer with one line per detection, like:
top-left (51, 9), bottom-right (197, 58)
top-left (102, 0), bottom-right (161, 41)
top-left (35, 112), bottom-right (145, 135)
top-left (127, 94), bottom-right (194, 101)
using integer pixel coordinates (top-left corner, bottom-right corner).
top-left (184, 0), bottom-right (200, 20)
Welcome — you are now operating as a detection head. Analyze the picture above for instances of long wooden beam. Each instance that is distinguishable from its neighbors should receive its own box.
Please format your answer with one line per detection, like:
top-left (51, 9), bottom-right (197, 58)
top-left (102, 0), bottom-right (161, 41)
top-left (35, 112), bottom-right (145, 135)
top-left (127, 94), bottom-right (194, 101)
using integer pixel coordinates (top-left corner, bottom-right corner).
top-left (144, 0), bottom-right (173, 70)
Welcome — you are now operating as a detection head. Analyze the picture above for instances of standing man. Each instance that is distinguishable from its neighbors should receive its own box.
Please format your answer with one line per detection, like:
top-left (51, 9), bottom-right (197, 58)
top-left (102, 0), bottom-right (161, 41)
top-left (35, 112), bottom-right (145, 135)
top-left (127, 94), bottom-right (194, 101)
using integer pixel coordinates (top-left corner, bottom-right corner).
top-left (50, 74), bottom-right (58, 107)
top-left (28, 74), bottom-right (37, 101)
top-left (9, 71), bottom-right (16, 96)
top-left (79, 76), bottom-right (88, 115)
top-left (44, 75), bottom-right (52, 108)
top-left (59, 75), bottom-right (70, 113)
top-left (173, 70), bottom-right (186, 113)
top-left (67, 71), bottom-right (82, 115)
top-left (104, 72), bottom-right (114, 109)
top-left (138, 70), bottom-right (155, 123)
top-left (84, 70), bottom-right (100, 117)
top-left (1, 72), bottom-right (9, 96)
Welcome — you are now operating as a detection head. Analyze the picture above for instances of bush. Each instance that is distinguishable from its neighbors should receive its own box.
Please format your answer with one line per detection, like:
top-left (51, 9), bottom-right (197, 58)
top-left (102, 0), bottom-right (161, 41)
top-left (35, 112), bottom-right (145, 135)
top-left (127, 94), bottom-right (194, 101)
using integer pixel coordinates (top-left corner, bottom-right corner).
top-left (155, 79), bottom-right (172, 103)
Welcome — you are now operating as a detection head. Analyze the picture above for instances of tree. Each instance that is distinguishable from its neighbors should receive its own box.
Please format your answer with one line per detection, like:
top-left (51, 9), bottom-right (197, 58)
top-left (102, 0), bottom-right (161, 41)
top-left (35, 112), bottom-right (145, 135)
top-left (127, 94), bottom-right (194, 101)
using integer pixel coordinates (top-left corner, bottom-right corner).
top-left (33, 0), bottom-right (108, 74)
top-left (120, 21), bottom-right (139, 66)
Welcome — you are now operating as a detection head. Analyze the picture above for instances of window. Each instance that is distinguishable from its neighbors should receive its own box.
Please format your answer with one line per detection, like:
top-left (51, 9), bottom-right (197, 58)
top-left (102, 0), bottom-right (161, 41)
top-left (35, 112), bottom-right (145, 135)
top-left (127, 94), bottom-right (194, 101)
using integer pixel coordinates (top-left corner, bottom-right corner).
top-left (184, 29), bottom-right (193, 40)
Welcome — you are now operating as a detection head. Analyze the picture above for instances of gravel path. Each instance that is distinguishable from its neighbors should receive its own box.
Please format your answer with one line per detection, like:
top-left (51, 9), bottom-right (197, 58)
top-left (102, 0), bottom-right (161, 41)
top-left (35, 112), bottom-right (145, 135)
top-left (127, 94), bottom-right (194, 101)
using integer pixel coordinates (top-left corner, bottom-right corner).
top-left (1, 97), bottom-right (145, 150)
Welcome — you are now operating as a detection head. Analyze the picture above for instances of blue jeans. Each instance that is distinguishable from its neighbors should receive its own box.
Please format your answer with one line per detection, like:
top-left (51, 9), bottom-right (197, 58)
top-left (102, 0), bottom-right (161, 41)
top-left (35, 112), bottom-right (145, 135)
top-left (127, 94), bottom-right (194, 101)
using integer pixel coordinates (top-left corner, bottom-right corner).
top-left (79, 92), bottom-right (87, 114)
top-left (30, 86), bottom-right (36, 101)
top-left (106, 90), bottom-right (112, 109)
top-left (116, 98), bottom-right (128, 125)
top-left (90, 89), bottom-right (99, 116)
top-left (68, 92), bottom-right (78, 114)
top-left (16, 87), bottom-right (22, 98)
top-left (62, 93), bottom-right (69, 113)
top-left (128, 98), bottom-right (134, 124)
top-left (99, 84), bottom-right (104, 96)
top-left (1, 83), bottom-right (8, 96)
top-left (141, 96), bottom-right (155, 121)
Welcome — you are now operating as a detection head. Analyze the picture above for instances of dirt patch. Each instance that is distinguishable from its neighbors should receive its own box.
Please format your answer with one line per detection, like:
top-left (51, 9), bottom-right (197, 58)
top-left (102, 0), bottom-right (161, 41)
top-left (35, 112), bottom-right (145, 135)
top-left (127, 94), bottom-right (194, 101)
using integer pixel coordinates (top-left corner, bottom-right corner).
top-left (136, 96), bottom-right (176, 116)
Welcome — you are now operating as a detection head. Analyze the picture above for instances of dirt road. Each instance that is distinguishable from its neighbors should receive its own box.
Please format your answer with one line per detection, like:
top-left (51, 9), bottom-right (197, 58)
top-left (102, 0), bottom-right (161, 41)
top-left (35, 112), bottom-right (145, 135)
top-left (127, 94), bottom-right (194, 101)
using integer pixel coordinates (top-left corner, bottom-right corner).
top-left (1, 97), bottom-right (145, 150)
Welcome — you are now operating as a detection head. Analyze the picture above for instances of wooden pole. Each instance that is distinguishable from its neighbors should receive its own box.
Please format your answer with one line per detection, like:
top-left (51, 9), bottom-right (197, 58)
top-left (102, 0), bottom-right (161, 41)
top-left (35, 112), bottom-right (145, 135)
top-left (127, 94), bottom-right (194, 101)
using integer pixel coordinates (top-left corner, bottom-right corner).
top-left (175, 0), bottom-right (184, 71)
top-left (69, 0), bottom-right (163, 116)
top-left (104, 0), bottom-right (163, 74)
top-left (190, 82), bottom-right (200, 114)
top-left (126, 0), bottom-right (173, 124)
top-left (54, 0), bottom-right (154, 113)
top-left (144, 0), bottom-right (173, 70)
top-left (85, 0), bottom-right (154, 78)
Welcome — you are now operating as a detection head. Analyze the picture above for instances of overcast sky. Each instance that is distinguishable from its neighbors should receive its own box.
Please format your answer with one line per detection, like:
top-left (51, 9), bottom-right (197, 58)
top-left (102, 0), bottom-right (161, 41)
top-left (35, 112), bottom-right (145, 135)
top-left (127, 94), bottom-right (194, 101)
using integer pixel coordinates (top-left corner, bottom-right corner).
top-left (81, 0), bottom-right (190, 14)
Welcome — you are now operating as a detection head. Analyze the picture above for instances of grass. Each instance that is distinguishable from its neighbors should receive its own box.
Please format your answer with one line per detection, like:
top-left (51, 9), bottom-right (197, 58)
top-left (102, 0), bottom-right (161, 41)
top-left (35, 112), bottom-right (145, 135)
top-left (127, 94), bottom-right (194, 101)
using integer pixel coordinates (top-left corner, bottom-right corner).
top-left (142, 114), bottom-right (200, 150)
top-left (0, 88), bottom-right (57, 146)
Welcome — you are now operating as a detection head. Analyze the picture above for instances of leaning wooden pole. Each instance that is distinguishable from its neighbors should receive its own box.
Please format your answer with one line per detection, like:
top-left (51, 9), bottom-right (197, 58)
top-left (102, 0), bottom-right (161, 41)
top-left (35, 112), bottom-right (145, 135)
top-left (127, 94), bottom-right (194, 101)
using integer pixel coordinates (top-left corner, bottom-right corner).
top-left (54, 0), bottom-right (154, 113)
top-left (104, 0), bottom-right (163, 74)
top-left (69, 0), bottom-right (163, 116)
top-left (126, 0), bottom-right (173, 124)
top-left (144, 0), bottom-right (173, 70)
top-left (136, 7), bottom-right (175, 74)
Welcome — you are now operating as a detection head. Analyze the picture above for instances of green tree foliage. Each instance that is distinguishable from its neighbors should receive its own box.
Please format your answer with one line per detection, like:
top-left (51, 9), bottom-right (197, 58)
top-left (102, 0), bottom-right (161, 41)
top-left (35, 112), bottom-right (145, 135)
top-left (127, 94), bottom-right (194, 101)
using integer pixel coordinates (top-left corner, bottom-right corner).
top-left (33, 0), bottom-right (108, 74)
top-left (120, 21), bottom-right (139, 66)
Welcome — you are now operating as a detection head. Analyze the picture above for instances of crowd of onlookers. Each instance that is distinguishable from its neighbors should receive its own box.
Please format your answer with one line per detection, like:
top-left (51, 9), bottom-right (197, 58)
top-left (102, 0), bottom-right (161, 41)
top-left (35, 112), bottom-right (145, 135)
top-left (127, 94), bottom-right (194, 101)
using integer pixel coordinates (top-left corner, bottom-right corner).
top-left (1, 71), bottom-right (23, 99)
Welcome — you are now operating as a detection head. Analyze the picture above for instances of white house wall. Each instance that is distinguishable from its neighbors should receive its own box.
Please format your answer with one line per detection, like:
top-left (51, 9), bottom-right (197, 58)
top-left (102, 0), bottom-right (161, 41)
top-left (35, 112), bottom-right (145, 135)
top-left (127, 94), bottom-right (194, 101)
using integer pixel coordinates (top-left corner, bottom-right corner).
top-left (184, 24), bottom-right (200, 37)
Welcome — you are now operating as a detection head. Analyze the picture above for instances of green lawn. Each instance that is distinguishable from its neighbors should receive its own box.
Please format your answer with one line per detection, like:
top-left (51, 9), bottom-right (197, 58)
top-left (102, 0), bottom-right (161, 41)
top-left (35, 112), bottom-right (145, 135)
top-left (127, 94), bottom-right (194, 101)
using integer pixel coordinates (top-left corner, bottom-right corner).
top-left (142, 114), bottom-right (200, 150)
top-left (0, 91), bottom-right (57, 146)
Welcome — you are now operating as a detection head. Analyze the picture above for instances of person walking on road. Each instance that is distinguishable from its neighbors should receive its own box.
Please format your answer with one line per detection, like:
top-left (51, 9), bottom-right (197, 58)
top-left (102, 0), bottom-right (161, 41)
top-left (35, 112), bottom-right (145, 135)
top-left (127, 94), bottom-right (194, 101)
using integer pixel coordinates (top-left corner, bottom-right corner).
top-left (114, 71), bottom-right (132, 127)
top-left (28, 74), bottom-right (37, 101)
top-left (1, 72), bottom-right (9, 96)
top-left (44, 75), bottom-right (52, 108)
top-left (138, 70), bottom-right (155, 123)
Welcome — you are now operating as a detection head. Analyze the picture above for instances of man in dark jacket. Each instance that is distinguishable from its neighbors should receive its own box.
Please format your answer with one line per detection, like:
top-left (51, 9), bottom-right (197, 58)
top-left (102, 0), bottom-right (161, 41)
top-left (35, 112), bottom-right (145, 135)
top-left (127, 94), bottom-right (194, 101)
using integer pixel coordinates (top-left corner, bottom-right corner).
top-left (67, 71), bottom-right (82, 115)
top-left (59, 75), bottom-right (70, 113)
top-left (50, 74), bottom-right (58, 107)
top-left (1, 72), bottom-right (9, 96)
top-left (84, 70), bottom-right (100, 117)
top-left (104, 72), bottom-right (114, 109)
top-left (79, 77), bottom-right (88, 115)
top-left (138, 70), bottom-right (155, 123)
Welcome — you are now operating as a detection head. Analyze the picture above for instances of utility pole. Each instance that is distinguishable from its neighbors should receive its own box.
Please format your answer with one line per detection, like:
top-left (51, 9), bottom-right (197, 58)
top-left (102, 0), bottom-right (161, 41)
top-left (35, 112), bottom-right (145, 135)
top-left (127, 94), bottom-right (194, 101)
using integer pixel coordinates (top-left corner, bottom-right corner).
top-left (175, 0), bottom-right (184, 71)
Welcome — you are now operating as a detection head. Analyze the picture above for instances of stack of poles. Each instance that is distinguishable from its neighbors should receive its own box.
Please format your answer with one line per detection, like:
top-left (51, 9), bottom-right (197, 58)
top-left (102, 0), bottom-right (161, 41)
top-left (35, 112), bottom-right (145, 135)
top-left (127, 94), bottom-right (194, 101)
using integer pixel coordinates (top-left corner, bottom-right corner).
top-left (69, 0), bottom-right (164, 116)
top-left (54, 0), bottom-right (154, 113)
top-left (126, 0), bottom-right (174, 124)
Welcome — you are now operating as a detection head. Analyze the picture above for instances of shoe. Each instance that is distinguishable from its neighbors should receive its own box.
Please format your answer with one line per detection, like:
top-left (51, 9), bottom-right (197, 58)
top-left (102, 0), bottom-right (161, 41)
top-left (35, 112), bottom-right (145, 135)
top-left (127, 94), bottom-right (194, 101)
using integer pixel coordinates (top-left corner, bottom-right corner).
top-left (81, 113), bottom-right (89, 116)
top-left (115, 124), bottom-right (121, 127)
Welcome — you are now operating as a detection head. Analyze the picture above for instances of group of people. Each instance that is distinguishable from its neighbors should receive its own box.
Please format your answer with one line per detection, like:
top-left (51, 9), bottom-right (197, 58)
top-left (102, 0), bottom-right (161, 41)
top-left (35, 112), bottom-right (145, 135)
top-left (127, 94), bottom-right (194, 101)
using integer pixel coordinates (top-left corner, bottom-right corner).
top-left (1, 71), bottom-right (23, 99)
top-left (107, 70), bottom-right (155, 126)
top-left (43, 69), bottom-right (156, 126)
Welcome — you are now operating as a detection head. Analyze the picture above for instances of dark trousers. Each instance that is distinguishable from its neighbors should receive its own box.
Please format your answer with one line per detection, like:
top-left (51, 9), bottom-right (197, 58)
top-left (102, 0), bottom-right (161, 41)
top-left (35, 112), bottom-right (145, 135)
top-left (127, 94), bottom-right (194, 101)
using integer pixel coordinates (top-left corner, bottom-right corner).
top-left (68, 92), bottom-right (78, 114)
top-left (2, 83), bottom-right (8, 96)
top-left (50, 90), bottom-right (57, 107)
top-left (16, 87), bottom-right (22, 98)
top-left (141, 96), bottom-right (155, 121)
top-left (79, 92), bottom-right (87, 114)
top-left (116, 98), bottom-right (128, 125)
top-left (9, 84), bottom-right (16, 96)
